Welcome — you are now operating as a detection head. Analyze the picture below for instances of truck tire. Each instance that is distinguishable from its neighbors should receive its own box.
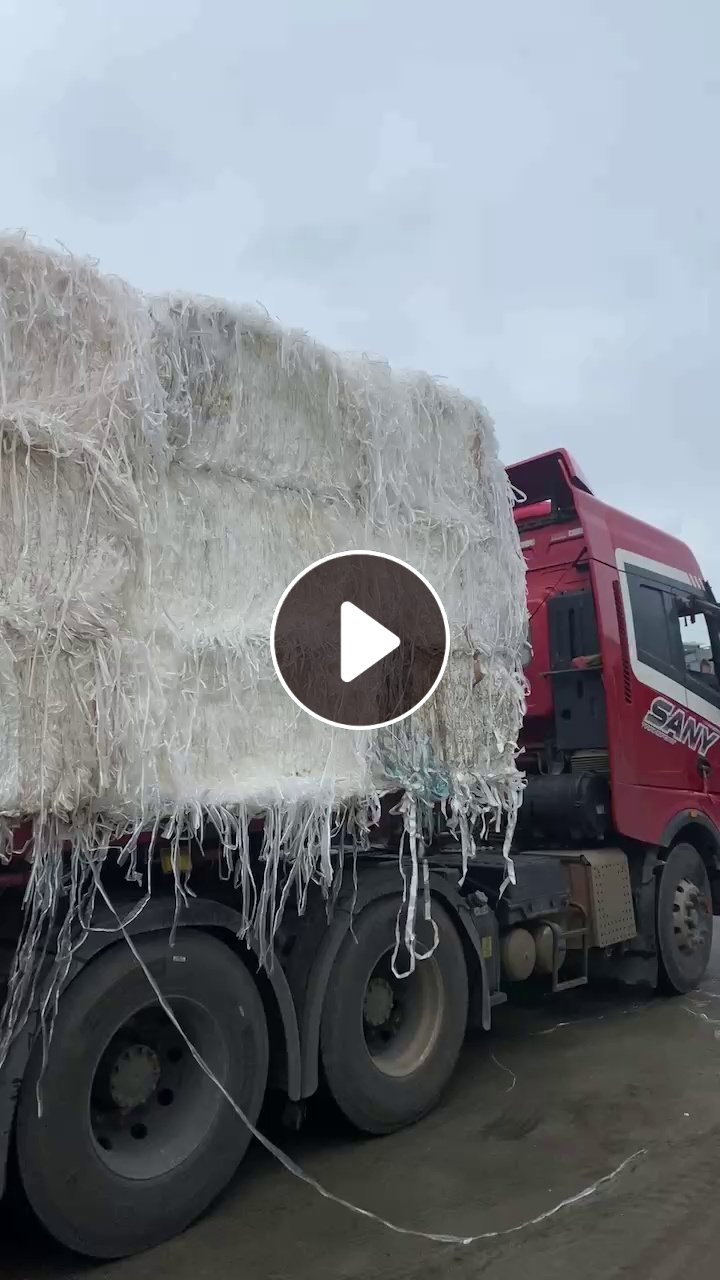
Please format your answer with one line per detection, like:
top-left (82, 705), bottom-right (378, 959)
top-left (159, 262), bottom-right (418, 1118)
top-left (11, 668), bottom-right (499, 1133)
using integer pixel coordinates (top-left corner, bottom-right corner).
top-left (657, 842), bottom-right (713, 995)
top-left (320, 897), bottom-right (468, 1134)
top-left (15, 930), bottom-right (268, 1259)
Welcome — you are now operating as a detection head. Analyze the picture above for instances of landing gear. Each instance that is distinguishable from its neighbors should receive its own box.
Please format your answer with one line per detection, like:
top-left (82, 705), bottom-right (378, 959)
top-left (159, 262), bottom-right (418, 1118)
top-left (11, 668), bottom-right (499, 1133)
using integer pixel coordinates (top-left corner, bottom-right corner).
top-left (657, 842), bottom-right (713, 994)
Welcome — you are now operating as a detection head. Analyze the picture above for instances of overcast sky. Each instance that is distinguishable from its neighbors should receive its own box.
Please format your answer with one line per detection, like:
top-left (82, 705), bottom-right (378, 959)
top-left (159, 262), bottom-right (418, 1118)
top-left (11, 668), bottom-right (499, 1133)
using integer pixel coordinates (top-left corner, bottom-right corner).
top-left (2, 0), bottom-right (719, 593)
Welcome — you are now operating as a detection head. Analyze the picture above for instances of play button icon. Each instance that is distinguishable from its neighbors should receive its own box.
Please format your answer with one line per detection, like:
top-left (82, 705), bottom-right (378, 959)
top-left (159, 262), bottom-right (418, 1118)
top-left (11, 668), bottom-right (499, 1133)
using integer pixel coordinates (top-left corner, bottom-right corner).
top-left (271, 551), bottom-right (450, 730)
top-left (340, 602), bottom-right (400, 684)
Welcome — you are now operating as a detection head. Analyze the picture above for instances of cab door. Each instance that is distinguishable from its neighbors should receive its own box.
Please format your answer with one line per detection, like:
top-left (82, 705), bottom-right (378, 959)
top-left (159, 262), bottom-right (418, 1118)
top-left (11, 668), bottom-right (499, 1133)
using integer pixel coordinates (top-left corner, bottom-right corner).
top-left (622, 560), bottom-right (691, 790)
top-left (677, 599), bottom-right (720, 803)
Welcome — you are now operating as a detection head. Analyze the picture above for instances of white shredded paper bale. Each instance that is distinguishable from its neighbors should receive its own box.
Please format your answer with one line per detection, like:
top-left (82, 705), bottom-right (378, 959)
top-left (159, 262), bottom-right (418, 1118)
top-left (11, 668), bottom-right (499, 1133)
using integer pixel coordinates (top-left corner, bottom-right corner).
top-left (0, 235), bottom-right (527, 1053)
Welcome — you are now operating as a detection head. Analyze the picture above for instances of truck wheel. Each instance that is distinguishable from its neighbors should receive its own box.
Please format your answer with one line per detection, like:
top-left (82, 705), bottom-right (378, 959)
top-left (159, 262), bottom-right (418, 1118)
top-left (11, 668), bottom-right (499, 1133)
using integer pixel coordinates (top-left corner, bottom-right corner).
top-left (320, 897), bottom-right (468, 1134)
top-left (15, 930), bottom-right (268, 1259)
top-left (657, 842), bottom-right (713, 995)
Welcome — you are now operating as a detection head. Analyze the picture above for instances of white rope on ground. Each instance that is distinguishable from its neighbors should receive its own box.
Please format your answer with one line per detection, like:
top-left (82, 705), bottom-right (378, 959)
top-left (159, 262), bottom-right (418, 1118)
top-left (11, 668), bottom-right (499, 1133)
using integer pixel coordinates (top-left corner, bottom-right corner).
top-left (90, 864), bottom-right (646, 1248)
top-left (683, 1005), bottom-right (720, 1033)
top-left (532, 1015), bottom-right (606, 1036)
top-left (490, 1051), bottom-right (517, 1093)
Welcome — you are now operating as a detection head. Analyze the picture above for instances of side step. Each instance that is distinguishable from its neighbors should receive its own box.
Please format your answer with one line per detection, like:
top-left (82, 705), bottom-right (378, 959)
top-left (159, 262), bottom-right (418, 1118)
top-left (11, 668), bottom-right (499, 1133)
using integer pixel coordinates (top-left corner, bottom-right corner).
top-left (550, 915), bottom-right (589, 992)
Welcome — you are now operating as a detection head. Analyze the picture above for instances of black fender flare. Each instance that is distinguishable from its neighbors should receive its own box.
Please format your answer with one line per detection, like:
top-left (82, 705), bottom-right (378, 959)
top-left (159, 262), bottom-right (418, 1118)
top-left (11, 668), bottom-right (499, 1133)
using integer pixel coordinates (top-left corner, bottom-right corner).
top-left (659, 811), bottom-right (720, 913)
top-left (0, 896), bottom-right (302, 1200)
top-left (297, 867), bottom-right (491, 1099)
top-left (660, 809), bottom-right (720, 854)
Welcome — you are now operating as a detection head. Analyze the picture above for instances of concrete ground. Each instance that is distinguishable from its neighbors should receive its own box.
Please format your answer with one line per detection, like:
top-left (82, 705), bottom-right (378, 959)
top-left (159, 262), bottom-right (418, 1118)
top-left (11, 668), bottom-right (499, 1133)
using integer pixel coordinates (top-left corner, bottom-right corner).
top-left (4, 927), bottom-right (720, 1280)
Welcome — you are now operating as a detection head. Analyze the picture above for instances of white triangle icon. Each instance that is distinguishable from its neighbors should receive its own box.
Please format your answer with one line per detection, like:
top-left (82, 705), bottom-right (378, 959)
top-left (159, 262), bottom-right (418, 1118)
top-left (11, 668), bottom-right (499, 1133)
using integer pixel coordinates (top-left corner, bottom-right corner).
top-left (340, 601), bottom-right (400, 684)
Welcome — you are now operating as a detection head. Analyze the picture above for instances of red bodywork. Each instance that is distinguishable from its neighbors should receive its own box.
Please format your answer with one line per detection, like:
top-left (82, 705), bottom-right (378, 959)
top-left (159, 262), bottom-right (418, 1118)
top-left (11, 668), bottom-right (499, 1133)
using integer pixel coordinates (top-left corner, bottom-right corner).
top-left (510, 448), bottom-right (720, 850)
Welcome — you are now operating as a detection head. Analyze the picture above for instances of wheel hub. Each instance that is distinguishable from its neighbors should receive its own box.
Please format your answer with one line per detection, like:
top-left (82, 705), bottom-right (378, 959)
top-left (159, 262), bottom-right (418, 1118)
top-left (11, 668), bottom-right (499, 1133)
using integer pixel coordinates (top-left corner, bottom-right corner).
top-left (109, 1043), bottom-right (161, 1111)
top-left (363, 977), bottom-right (395, 1029)
top-left (90, 1000), bottom-right (227, 1181)
top-left (673, 877), bottom-right (709, 954)
top-left (362, 951), bottom-right (446, 1078)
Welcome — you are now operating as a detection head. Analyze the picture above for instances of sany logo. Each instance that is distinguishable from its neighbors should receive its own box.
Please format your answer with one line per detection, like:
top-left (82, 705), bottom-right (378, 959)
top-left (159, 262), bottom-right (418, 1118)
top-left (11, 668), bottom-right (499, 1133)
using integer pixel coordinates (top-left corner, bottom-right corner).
top-left (642, 696), bottom-right (720, 756)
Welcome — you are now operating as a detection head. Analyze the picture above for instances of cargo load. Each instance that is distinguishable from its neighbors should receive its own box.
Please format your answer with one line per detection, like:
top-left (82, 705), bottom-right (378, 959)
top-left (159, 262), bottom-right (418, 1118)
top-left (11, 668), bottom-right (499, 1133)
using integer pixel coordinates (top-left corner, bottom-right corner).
top-left (0, 236), bottom-right (527, 1055)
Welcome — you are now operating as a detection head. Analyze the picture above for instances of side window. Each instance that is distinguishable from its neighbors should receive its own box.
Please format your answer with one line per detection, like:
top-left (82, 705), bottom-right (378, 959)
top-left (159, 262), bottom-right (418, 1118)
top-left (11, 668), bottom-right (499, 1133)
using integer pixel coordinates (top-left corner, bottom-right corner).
top-left (632, 582), bottom-right (682, 672)
top-left (626, 563), bottom-right (720, 708)
top-left (678, 601), bottom-right (720, 704)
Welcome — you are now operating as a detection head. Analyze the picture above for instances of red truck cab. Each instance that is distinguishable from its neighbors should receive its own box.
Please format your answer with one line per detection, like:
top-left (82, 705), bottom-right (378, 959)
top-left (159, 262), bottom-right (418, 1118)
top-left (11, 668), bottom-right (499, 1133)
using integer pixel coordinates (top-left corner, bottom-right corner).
top-left (510, 448), bottom-right (720, 907)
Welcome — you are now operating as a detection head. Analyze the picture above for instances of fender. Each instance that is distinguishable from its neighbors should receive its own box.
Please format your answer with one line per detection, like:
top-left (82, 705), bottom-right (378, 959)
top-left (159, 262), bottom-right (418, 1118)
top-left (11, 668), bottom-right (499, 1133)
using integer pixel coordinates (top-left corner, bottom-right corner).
top-left (297, 866), bottom-right (492, 1099)
top-left (659, 809), bottom-right (720, 855)
top-left (0, 895), bottom-right (301, 1200)
top-left (659, 810), bottom-right (720, 913)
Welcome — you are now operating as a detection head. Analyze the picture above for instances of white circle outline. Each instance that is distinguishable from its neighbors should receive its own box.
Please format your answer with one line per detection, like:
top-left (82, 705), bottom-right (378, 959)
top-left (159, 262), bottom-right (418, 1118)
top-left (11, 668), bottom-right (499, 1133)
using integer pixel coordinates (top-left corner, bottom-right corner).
top-left (270, 549), bottom-right (451, 731)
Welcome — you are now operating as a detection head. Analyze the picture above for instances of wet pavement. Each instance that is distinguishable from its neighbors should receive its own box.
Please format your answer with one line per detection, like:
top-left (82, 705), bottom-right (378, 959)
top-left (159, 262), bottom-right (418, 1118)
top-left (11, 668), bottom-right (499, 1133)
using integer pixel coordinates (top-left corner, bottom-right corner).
top-left (4, 926), bottom-right (720, 1280)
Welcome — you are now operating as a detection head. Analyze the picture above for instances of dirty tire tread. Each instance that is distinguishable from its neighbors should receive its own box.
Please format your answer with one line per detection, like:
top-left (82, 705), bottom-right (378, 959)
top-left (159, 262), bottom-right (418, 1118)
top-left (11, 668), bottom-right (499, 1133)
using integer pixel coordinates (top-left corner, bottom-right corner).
top-left (16, 930), bottom-right (269, 1259)
top-left (657, 842), bottom-right (713, 995)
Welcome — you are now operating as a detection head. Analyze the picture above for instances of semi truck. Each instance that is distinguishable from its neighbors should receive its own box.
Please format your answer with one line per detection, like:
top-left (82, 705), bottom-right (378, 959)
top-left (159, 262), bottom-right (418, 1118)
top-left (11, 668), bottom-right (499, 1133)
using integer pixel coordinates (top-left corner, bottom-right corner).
top-left (0, 446), bottom-right (718, 1258)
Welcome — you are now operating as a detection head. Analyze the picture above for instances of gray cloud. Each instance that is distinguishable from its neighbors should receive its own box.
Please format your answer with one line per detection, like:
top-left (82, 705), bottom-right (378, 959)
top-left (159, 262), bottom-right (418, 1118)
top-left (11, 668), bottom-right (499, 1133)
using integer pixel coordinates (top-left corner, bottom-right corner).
top-left (44, 78), bottom-right (187, 215)
top-left (1, 0), bottom-right (718, 586)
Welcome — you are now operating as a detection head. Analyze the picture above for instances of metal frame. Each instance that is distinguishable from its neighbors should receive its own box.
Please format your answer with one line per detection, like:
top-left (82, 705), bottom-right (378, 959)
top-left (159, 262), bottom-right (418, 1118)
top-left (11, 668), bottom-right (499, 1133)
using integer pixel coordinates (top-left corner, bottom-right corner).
top-left (549, 910), bottom-right (589, 992)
